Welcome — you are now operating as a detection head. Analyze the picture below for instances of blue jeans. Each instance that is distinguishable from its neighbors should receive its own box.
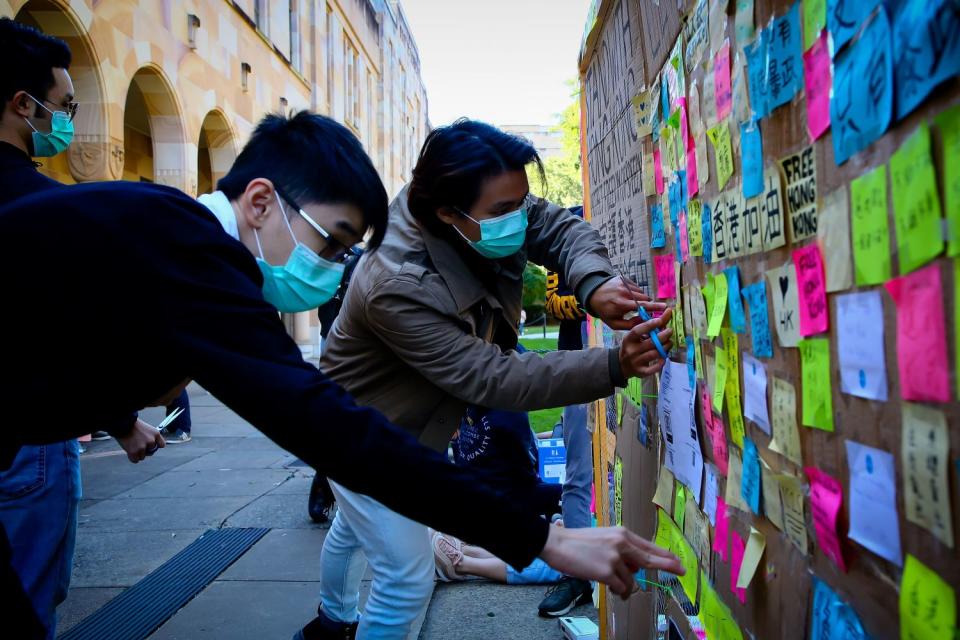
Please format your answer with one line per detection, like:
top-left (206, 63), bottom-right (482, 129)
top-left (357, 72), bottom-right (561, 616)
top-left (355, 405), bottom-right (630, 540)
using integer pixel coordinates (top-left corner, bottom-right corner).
top-left (560, 404), bottom-right (592, 530)
top-left (0, 441), bottom-right (81, 639)
top-left (506, 558), bottom-right (562, 585)
top-left (166, 388), bottom-right (192, 434)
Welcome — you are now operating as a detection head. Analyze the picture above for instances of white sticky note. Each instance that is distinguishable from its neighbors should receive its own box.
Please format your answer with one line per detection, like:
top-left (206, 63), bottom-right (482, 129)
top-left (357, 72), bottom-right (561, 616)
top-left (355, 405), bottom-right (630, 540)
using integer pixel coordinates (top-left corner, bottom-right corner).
top-left (703, 463), bottom-right (720, 526)
top-left (846, 440), bottom-right (903, 566)
top-left (657, 360), bottom-right (705, 499)
top-left (742, 353), bottom-right (771, 434)
top-left (837, 291), bottom-right (889, 401)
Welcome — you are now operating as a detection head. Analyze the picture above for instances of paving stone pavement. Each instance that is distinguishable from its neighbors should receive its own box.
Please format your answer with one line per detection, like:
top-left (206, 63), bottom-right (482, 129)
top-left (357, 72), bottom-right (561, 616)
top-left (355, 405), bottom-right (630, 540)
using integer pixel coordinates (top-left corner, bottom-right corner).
top-left (57, 383), bottom-right (597, 639)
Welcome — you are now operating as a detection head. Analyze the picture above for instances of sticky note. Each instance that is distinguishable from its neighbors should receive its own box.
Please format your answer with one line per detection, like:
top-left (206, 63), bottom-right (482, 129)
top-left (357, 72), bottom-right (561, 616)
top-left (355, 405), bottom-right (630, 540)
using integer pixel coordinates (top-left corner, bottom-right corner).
top-left (654, 255), bottom-right (677, 299)
top-left (674, 483), bottom-right (687, 529)
top-left (702, 202), bottom-right (714, 264)
top-left (654, 147), bottom-right (664, 194)
top-left (778, 473), bottom-right (809, 554)
top-left (741, 437), bottom-right (762, 514)
top-left (902, 403), bottom-right (954, 548)
top-left (707, 121), bottom-right (734, 190)
top-left (659, 361), bottom-right (704, 499)
top-left (731, 52), bottom-right (751, 126)
top-left (890, 124), bottom-right (944, 274)
top-left (761, 166), bottom-right (787, 250)
top-left (831, 7), bottom-right (893, 165)
top-left (846, 440), bottom-right (902, 565)
top-left (799, 337), bottom-right (833, 431)
top-left (836, 291), bottom-right (888, 401)
top-left (936, 105), bottom-right (960, 257)
top-left (687, 343), bottom-right (697, 390)
top-left (736, 527), bottom-right (765, 590)
top-left (779, 145), bottom-right (818, 242)
top-left (708, 272), bottom-right (728, 338)
top-left (705, 392), bottom-right (730, 476)
top-left (614, 456), bottom-right (623, 525)
top-left (765, 262), bottom-right (801, 347)
top-left (684, 0), bottom-right (709, 71)
top-left (793, 244), bottom-right (829, 336)
top-left (900, 554), bottom-right (957, 640)
top-left (724, 266), bottom-right (747, 333)
top-left (643, 147), bottom-right (657, 196)
top-left (688, 200), bottom-right (704, 257)
top-left (817, 187), bottom-right (853, 292)
top-left (654, 509), bottom-right (699, 601)
top-left (679, 209), bottom-right (690, 262)
top-left (894, 1), bottom-right (960, 120)
top-left (735, 0), bottom-right (755, 48)
top-left (687, 145), bottom-right (700, 197)
top-left (802, 0), bottom-right (825, 51)
top-left (684, 494), bottom-right (712, 568)
top-left (742, 354), bottom-right (770, 434)
top-left (745, 32), bottom-right (769, 120)
top-left (741, 281), bottom-right (773, 358)
top-left (722, 332), bottom-right (746, 449)
top-left (885, 264), bottom-right (951, 403)
top-left (713, 348), bottom-right (728, 413)
top-left (805, 466), bottom-right (846, 571)
top-left (714, 495), bottom-right (730, 561)
top-left (704, 464), bottom-right (720, 525)
top-left (770, 377), bottom-right (803, 466)
top-left (701, 570), bottom-right (746, 640)
top-left (766, 1), bottom-right (803, 111)
top-left (740, 120), bottom-right (763, 199)
top-left (729, 530), bottom-right (747, 605)
top-left (709, 0), bottom-right (728, 57)
top-left (651, 203), bottom-right (666, 248)
top-left (803, 30), bottom-right (831, 142)
top-left (760, 459), bottom-right (784, 530)
top-left (714, 40), bottom-right (732, 121)
top-left (811, 578), bottom-right (870, 640)
top-left (850, 164), bottom-right (892, 285)
top-left (653, 464), bottom-right (675, 511)
top-left (956, 259), bottom-right (960, 400)
top-left (726, 448), bottom-right (750, 512)
top-left (827, 0), bottom-right (879, 51)
top-left (631, 90), bottom-right (653, 137)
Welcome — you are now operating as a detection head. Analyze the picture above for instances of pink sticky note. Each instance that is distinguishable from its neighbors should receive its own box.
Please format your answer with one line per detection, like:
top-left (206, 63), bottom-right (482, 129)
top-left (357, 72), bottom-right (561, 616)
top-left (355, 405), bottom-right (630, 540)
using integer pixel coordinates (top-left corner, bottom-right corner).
top-left (805, 467), bottom-right (847, 572)
top-left (803, 30), bottom-right (831, 142)
top-left (730, 530), bottom-right (747, 605)
top-left (793, 244), bottom-right (829, 336)
top-left (709, 414), bottom-right (730, 476)
top-left (884, 264), bottom-right (951, 402)
top-left (713, 496), bottom-right (730, 561)
top-left (654, 255), bottom-right (677, 299)
top-left (687, 145), bottom-right (700, 197)
top-left (679, 209), bottom-right (690, 262)
top-left (714, 40), bottom-right (732, 121)
top-left (679, 98), bottom-right (690, 148)
top-left (654, 148), bottom-right (664, 195)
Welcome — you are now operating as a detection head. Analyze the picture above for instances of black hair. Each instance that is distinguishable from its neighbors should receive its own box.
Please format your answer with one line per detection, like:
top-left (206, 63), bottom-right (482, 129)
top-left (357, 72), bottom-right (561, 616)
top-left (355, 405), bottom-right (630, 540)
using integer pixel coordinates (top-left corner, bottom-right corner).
top-left (218, 111), bottom-right (389, 249)
top-left (407, 118), bottom-right (545, 237)
top-left (0, 17), bottom-right (72, 105)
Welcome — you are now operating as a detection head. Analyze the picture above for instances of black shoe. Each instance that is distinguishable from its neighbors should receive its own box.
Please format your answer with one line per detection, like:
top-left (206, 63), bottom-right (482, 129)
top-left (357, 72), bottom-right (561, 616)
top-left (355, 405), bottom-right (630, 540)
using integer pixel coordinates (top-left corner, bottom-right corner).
top-left (308, 476), bottom-right (336, 524)
top-left (293, 610), bottom-right (358, 640)
top-left (91, 431), bottom-right (111, 441)
top-left (538, 576), bottom-right (593, 617)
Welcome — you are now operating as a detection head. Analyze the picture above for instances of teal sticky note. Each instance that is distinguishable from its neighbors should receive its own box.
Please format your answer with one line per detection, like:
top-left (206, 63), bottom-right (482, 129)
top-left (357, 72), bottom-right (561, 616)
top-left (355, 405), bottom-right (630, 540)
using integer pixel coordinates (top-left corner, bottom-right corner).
top-left (702, 202), bottom-right (713, 265)
top-left (831, 7), bottom-right (893, 165)
top-left (651, 204), bottom-right (666, 248)
top-left (687, 342), bottom-right (697, 390)
top-left (742, 281), bottom-right (773, 358)
top-left (741, 437), bottom-right (762, 514)
top-left (828, 0), bottom-right (880, 52)
top-left (745, 31), bottom-right (769, 120)
top-left (724, 266), bottom-right (747, 334)
top-left (766, 1), bottom-right (803, 111)
top-left (741, 120), bottom-right (764, 199)
top-left (810, 578), bottom-right (870, 640)
top-left (894, 0), bottom-right (960, 120)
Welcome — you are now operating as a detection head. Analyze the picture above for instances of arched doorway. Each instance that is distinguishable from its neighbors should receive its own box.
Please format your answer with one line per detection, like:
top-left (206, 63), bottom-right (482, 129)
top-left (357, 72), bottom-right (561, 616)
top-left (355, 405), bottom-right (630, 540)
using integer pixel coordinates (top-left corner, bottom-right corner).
top-left (122, 66), bottom-right (187, 190)
top-left (14, 0), bottom-right (114, 183)
top-left (197, 110), bottom-right (236, 195)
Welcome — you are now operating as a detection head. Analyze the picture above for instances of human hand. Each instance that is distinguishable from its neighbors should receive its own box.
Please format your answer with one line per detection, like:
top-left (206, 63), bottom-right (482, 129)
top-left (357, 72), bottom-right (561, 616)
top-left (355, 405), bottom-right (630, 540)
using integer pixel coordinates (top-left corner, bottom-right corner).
top-left (588, 277), bottom-right (666, 330)
top-left (618, 307), bottom-right (673, 378)
top-left (116, 419), bottom-right (165, 463)
top-left (539, 524), bottom-right (684, 598)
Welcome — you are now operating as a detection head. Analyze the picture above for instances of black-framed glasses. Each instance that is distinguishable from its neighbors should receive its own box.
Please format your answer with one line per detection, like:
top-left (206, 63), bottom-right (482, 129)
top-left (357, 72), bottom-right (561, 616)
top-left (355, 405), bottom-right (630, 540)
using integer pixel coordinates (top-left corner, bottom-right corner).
top-left (277, 189), bottom-right (359, 264)
top-left (27, 93), bottom-right (79, 122)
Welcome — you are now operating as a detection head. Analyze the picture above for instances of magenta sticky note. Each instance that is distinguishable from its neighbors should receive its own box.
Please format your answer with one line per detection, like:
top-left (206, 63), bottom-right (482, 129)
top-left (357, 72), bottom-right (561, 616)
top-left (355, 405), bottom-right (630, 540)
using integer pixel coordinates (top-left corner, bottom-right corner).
top-left (730, 530), bottom-right (747, 605)
top-left (654, 255), bottom-right (677, 299)
top-left (714, 496), bottom-right (730, 562)
top-left (714, 40), bottom-right (733, 121)
top-left (654, 148), bottom-right (665, 195)
top-left (884, 264), bottom-right (951, 402)
top-left (687, 145), bottom-right (700, 197)
top-left (803, 30), bottom-right (831, 142)
top-left (793, 244), bottom-right (829, 336)
top-left (805, 466), bottom-right (847, 572)
top-left (680, 209), bottom-right (690, 262)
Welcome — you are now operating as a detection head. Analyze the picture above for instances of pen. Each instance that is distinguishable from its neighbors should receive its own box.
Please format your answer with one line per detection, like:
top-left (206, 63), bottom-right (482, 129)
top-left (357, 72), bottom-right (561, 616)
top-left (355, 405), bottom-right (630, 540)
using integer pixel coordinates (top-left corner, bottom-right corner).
top-left (619, 272), bottom-right (669, 360)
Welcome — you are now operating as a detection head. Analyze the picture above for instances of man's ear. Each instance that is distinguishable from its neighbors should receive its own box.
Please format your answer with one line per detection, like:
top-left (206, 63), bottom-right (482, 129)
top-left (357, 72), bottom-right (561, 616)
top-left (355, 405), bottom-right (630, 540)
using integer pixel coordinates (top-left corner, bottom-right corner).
top-left (9, 91), bottom-right (35, 119)
top-left (436, 205), bottom-right (460, 226)
top-left (239, 178), bottom-right (276, 230)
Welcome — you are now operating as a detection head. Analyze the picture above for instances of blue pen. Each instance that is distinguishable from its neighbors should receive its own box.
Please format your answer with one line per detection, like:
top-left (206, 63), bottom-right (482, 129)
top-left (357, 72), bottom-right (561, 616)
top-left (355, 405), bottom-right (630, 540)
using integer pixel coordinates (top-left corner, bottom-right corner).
top-left (636, 305), bottom-right (669, 360)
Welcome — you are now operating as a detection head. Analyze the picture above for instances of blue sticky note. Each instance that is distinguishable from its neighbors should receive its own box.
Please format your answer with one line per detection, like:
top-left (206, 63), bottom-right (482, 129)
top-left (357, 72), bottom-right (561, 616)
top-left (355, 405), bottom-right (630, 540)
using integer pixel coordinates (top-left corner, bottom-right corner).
top-left (742, 437), bottom-right (762, 514)
top-left (678, 170), bottom-right (688, 208)
top-left (831, 7), bottom-right (893, 165)
top-left (724, 266), bottom-right (747, 333)
top-left (687, 342), bottom-right (696, 390)
top-left (827, 0), bottom-right (881, 52)
top-left (668, 181), bottom-right (681, 226)
top-left (766, 1), bottom-right (803, 111)
top-left (894, 0), bottom-right (960, 120)
top-left (745, 31), bottom-right (769, 120)
top-left (661, 79), bottom-right (671, 122)
top-left (740, 121), bottom-right (764, 199)
top-left (651, 204), bottom-right (666, 248)
top-left (742, 281), bottom-right (773, 358)
top-left (810, 578), bottom-right (870, 640)
top-left (701, 203), bottom-right (713, 265)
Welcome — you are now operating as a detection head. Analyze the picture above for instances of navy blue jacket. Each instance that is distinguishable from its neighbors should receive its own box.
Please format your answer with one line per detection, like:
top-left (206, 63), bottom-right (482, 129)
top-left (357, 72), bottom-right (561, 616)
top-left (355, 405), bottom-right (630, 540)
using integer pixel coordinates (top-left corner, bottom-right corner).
top-left (0, 181), bottom-right (548, 568)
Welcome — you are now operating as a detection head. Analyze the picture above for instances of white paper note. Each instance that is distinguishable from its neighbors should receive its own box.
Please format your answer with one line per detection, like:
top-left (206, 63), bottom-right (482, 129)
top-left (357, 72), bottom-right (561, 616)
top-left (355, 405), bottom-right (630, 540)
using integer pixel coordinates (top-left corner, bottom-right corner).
top-left (658, 360), bottom-right (704, 498)
top-left (846, 440), bottom-right (903, 566)
top-left (837, 291), bottom-right (889, 401)
top-left (703, 463), bottom-right (720, 526)
top-left (742, 353), bottom-right (771, 434)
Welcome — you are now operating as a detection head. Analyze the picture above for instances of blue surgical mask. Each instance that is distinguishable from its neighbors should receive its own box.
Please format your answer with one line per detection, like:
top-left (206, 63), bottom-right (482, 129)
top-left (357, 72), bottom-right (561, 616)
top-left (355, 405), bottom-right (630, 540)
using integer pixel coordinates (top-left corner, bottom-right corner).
top-left (24, 95), bottom-right (74, 157)
top-left (254, 194), bottom-right (345, 312)
top-left (455, 206), bottom-right (528, 259)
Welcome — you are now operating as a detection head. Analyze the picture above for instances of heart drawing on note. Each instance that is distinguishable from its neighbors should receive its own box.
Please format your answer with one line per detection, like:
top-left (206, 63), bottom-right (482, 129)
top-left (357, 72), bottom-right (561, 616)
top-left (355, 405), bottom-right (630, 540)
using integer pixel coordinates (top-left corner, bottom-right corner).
top-left (779, 275), bottom-right (789, 299)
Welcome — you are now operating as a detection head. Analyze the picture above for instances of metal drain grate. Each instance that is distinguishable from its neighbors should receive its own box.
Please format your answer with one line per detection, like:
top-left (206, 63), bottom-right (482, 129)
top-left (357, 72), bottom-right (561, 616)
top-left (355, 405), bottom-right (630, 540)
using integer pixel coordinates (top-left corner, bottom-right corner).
top-left (60, 527), bottom-right (269, 640)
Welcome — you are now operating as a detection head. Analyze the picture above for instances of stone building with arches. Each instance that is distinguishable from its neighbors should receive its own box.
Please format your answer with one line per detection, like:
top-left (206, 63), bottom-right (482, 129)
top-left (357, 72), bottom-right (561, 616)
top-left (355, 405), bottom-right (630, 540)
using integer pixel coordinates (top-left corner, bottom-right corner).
top-left (2, 0), bottom-right (429, 355)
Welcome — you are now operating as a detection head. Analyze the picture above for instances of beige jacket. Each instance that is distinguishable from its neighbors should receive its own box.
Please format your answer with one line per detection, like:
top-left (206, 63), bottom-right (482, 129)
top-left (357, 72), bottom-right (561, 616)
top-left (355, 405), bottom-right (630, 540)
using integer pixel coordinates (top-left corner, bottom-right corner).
top-left (320, 187), bottom-right (622, 451)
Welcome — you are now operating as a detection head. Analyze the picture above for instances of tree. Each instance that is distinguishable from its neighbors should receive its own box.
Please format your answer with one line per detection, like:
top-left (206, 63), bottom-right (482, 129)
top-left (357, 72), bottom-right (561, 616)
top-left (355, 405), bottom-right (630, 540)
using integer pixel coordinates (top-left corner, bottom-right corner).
top-left (527, 79), bottom-right (583, 208)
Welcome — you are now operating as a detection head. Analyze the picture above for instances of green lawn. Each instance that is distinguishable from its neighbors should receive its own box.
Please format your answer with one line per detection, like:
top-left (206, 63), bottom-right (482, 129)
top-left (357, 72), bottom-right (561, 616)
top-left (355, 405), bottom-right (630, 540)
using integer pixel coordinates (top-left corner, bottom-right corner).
top-left (518, 336), bottom-right (558, 352)
top-left (518, 335), bottom-right (562, 433)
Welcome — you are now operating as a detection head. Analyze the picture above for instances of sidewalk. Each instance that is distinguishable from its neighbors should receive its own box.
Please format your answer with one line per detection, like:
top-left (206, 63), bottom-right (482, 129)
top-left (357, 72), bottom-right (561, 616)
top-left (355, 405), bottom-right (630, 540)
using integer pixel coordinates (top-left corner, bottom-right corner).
top-left (58, 383), bottom-right (596, 639)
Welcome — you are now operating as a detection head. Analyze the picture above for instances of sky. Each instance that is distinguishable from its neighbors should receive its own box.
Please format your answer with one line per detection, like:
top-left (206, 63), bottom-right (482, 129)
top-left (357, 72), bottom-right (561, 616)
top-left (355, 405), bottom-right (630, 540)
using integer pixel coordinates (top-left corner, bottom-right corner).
top-left (400, 0), bottom-right (591, 127)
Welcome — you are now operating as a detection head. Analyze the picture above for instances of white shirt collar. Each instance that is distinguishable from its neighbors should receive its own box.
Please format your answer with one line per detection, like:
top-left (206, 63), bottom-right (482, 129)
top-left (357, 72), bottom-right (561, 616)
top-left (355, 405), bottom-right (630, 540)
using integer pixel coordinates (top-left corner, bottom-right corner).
top-left (197, 190), bottom-right (240, 240)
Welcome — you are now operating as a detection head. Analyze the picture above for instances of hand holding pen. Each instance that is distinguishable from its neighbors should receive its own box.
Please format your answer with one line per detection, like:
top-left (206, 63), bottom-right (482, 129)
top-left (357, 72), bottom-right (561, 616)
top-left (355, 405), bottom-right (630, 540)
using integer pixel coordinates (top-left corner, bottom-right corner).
top-left (616, 272), bottom-right (674, 379)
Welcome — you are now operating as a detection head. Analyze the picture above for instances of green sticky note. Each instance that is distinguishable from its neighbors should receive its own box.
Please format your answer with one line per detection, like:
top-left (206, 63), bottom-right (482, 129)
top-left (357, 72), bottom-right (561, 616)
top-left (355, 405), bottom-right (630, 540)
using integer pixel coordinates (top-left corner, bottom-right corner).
top-left (714, 347), bottom-right (728, 413)
top-left (703, 273), bottom-right (716, 319)
top-left (936, 105), bottom-right (960, 257)
top-left (673, 484), bottom-right (686, 530)
top-left (955, 260), bottom-right (960, 400)
top-left (708, 272), bottom-right (729, 338)
top-left (799, 337), bottom-right (834, 431)
top-left (802, 0), bottom-right (826, 51)
top-left (900, 554), bottom-right (957, 640)
top-left (616, 393), bottom-right (623, 426)
top-left (891, 124), bottom-right (944, 274)
top-left (850, 164), bottom-right (892, 285)
top-left (654, 510), bottom-right (699, 603)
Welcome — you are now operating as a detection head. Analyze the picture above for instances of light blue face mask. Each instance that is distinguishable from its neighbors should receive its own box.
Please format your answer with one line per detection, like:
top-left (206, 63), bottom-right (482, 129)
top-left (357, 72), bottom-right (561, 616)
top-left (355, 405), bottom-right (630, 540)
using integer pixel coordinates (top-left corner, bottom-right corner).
top-left (254, 194), bottom-right (345, 313)
top-left (455, 206), bottom-right (528, 259)
top-left (24, 95), bottom-right (74, 157)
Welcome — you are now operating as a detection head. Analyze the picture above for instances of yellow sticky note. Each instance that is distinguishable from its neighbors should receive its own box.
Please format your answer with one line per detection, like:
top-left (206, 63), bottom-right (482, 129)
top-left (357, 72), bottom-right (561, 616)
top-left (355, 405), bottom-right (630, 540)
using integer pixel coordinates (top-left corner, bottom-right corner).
top-left (777, 473), bottom-right (809, 554)
top-left (817, 186), bottom-right (854, 292)
top-left (761, 458), bottom-right (785, 530)
top-left (655, 509), bottom-right (699, 602)
top-left (721, 329), bottom-right (745, 447)
top-left (653, 464), bottom-right (675, 511)
top-left (700, 571), bottom-right (746, 640)
top-left (900, 554), bottom-right (956, 640)
top-left (694, 331), bottom-right (705, 379)
top-left (736, 527), bottom-right (766, 589)
top-left (707, 120), bottom-right (735, 190)
top-left (890, 124), bottom-right (944, 274)
top-left (674, 484), bottom-right (687, 529)
top-left (616, 393), bottom-right (623, 426)
top-left (725, 447), bottom-right (750, 511)
top-left (708, 272), bottom-right (728, 338)
top-left (689, 200), bottom-right (704, 257)
top-left (799, 337), bottom-right (834, 431)
top-left (770, 376), bottom-right (803, 465)
top-left (902, 403), bottom-right (954, 547)
top-left (713, 347), bottom-right (728, 412)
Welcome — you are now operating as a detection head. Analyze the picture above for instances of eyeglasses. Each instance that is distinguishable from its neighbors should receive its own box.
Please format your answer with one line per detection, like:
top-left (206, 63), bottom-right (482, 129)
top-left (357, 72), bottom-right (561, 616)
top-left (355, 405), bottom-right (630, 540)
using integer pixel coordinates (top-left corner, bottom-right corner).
top-left (27, 93), bottom-right (79, 122)
top-left (278, 190), bottom-right (360, 264)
